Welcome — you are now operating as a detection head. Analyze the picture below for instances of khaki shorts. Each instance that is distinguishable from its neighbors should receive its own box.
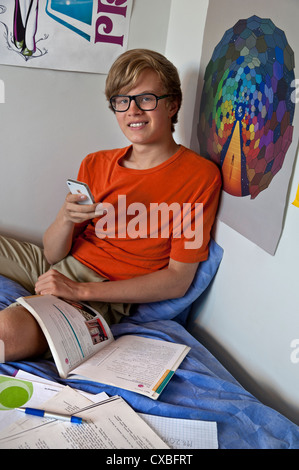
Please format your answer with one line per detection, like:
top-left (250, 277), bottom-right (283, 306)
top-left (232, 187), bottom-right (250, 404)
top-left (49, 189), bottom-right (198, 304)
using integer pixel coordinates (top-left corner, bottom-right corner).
top-left (0, 235), bottom-right (130, 325)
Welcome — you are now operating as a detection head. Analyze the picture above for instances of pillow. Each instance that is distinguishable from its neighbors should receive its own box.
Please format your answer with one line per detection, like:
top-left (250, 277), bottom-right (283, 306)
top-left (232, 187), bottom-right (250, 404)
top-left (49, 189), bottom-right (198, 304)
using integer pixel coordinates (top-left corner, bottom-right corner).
top-left (131, 238), bottom-right (223, 324)
top-left (0, 276), bottom-right (31, 309)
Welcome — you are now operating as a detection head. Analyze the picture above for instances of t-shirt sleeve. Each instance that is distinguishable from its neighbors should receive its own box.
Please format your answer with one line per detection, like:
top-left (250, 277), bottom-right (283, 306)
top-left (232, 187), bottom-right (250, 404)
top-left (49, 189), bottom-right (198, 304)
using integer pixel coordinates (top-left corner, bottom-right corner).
top-left (76, 154), bottom-right (93, 187)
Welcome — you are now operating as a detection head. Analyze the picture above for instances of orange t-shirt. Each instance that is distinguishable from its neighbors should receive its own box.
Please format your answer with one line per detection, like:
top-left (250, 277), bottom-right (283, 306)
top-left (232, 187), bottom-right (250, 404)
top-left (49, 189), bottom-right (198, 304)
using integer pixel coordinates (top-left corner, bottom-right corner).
top-left (71, 146), bottom-right (221, 281)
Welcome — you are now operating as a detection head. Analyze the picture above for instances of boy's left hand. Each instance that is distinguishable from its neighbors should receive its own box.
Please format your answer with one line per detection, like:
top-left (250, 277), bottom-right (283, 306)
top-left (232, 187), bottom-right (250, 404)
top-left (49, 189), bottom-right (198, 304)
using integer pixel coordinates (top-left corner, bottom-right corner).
top-left (35, 269), bottom-right (80, 300)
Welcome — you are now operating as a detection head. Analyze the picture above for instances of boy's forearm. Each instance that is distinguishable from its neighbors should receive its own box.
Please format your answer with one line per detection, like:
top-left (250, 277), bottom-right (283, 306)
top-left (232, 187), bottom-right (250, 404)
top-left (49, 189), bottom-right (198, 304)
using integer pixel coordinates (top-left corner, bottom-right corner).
top-left (43, 193), bottom-right (98, 265)
top-left (43, 208), bottom-right (75, 265)
top-left (79, 274), bottom-right (180, 304)
top-left (78, 260), bottom-right (198, 304)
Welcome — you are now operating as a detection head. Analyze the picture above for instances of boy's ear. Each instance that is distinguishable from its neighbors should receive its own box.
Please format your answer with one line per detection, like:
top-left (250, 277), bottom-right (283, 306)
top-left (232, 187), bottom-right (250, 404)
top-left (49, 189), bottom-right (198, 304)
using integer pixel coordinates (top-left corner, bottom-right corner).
top-left (167, 98), bottom-right (179, 117)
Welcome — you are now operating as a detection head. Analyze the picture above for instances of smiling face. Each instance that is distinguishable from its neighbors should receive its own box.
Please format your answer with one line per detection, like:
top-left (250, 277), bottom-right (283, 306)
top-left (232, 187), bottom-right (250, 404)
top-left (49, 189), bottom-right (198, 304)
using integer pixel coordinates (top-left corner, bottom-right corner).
top-left (114, 69), bottom-right (179, 149)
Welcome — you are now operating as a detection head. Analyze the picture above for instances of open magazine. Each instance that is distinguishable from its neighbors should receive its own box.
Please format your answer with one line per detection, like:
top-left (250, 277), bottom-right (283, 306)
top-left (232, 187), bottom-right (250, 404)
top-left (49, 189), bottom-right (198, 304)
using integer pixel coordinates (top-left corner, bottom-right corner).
top-left (17, 295), bottom-right (190, 400)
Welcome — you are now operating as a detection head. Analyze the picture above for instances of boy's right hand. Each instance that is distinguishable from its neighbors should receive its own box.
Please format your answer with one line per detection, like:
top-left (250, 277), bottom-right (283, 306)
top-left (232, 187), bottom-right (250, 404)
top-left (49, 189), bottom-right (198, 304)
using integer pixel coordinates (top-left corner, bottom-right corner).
top-left (63, 192), bottom-right (99, 224)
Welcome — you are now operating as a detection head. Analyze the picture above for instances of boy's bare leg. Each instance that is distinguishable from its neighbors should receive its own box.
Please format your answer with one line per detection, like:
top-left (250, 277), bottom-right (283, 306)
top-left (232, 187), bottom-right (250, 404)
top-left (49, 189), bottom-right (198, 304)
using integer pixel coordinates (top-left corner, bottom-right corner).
top-left (0, 306), bottom-right (49, 361)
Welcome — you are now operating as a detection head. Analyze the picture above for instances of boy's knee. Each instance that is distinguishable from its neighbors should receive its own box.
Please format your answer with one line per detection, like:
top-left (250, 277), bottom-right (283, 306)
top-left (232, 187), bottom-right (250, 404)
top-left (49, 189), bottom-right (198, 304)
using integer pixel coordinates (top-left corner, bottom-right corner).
top-left (0, 305), bottom-right (48, 361)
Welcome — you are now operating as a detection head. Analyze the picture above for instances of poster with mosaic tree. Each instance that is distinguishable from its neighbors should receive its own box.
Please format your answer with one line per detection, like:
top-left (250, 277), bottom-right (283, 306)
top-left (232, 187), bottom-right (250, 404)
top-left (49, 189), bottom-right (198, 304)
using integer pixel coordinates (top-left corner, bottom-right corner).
top-left (199, 15), bottom-right (295, 199)
top-left (197, 9), bottom-right (298, 254)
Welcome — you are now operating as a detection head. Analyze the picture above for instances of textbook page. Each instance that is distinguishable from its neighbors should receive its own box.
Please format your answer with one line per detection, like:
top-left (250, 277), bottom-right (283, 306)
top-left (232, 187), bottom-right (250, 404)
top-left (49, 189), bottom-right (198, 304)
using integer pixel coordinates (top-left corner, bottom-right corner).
top-left (0, 387), bottom-right (169, 449)
top-left (17, 295), bottom-right (114, 378)
top-left (71, 335), bottom-right (190, 399)
top-left (17, 295), bottom-right (190, 399)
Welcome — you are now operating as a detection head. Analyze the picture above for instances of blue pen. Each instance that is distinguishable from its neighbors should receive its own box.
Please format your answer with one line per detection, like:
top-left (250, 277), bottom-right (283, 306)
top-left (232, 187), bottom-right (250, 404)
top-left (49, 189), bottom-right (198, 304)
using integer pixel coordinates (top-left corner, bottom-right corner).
top-left (16, 407), bottom-right (84, 424)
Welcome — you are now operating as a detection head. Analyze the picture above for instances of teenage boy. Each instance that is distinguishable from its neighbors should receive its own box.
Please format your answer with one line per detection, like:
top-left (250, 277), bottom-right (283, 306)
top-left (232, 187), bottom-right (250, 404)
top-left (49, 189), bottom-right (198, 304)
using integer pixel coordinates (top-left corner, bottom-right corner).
top-left (0, 49), bottom-right (221, 361)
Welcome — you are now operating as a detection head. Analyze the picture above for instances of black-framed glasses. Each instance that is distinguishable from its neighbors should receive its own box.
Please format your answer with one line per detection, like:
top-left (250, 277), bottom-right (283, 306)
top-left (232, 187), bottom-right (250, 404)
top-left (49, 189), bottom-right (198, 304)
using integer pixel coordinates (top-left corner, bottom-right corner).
top-left (109, 93), bottom-right (173, 112)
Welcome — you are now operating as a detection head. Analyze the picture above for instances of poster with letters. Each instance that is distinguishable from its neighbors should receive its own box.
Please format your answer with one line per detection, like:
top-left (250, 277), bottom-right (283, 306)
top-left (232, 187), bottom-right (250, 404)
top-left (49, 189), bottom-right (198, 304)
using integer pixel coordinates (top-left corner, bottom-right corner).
top-left (0, 0), bottom-right (132, 74)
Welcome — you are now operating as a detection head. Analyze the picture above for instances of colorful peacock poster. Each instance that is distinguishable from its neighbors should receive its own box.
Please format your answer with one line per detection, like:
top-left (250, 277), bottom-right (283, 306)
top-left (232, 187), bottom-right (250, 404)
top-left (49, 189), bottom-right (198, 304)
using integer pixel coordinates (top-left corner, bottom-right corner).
top-left (195, 0), bottom-right (298, 254)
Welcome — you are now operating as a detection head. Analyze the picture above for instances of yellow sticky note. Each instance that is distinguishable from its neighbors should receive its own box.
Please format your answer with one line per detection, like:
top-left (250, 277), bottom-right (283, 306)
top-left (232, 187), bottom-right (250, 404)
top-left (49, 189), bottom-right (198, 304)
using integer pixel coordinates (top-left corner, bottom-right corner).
top-left (292, 184), bottom-right (299, 208)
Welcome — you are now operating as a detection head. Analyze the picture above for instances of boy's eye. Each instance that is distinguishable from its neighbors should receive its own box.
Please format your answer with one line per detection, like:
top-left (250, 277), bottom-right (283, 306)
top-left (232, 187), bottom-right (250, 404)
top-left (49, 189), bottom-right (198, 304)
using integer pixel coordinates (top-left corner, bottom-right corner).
top-left (118, 97), bottom-right (129, 105)
top-left (140, 95), bottom-right (155, 103)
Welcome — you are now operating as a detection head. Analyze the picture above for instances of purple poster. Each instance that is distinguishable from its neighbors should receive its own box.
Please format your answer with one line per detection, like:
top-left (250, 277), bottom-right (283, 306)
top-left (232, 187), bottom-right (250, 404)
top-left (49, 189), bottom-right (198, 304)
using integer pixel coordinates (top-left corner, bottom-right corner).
top-left (0, 0), bottom-right (132, 73)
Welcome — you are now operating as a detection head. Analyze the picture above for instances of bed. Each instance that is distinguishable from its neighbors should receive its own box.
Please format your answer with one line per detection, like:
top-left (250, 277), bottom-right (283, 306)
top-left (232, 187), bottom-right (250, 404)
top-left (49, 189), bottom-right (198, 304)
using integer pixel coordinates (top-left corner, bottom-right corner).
top-left (0, 239), bottom-right (298, 449)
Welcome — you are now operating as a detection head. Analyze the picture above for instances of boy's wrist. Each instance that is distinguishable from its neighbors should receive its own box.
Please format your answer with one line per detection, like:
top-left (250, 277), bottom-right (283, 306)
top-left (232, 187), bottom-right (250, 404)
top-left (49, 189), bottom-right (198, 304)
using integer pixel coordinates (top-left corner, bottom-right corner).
top-left (77, 281), bottom-right (103, 303)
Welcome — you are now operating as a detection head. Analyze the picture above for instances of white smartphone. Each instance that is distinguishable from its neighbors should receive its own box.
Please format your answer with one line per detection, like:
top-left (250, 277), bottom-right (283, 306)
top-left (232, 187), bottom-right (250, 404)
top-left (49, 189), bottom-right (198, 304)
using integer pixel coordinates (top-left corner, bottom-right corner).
top-left (66, 179), bottom-right (95, 204)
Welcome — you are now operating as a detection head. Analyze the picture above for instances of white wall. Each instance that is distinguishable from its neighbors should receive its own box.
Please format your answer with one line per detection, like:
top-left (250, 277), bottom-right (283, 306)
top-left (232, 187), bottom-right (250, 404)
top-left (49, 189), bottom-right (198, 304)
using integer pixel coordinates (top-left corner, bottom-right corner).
top-left (0, 0), bottom-right (171, 244)
top-left (166, 0), bottom-right (299, 424)
top-left (1, 0), bottom-right (299, 426)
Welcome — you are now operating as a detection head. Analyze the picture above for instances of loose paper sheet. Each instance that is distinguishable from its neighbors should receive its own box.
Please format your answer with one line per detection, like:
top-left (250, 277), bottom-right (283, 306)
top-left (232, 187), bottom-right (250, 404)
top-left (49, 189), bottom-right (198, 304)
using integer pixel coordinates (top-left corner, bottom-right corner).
top-left (0, 386), bottom-right (169, 449)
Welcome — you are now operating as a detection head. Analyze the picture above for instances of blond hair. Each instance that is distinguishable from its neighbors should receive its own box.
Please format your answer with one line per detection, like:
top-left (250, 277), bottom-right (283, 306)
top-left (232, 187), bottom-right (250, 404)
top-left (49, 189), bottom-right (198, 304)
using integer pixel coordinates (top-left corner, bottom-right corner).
top-left (105, 49), bottom-right (182, 132)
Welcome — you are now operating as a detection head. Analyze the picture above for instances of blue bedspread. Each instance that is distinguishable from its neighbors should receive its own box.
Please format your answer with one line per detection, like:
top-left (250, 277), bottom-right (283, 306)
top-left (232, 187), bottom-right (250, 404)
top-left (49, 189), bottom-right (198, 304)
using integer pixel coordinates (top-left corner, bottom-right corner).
top-left (1, 240), bottom-right (298, 449)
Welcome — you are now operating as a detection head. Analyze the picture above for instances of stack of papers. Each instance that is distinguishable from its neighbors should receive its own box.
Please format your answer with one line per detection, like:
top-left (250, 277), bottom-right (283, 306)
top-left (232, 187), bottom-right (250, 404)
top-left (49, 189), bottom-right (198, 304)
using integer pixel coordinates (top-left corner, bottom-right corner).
top-left (0, 372), bottom-right (218, 449)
